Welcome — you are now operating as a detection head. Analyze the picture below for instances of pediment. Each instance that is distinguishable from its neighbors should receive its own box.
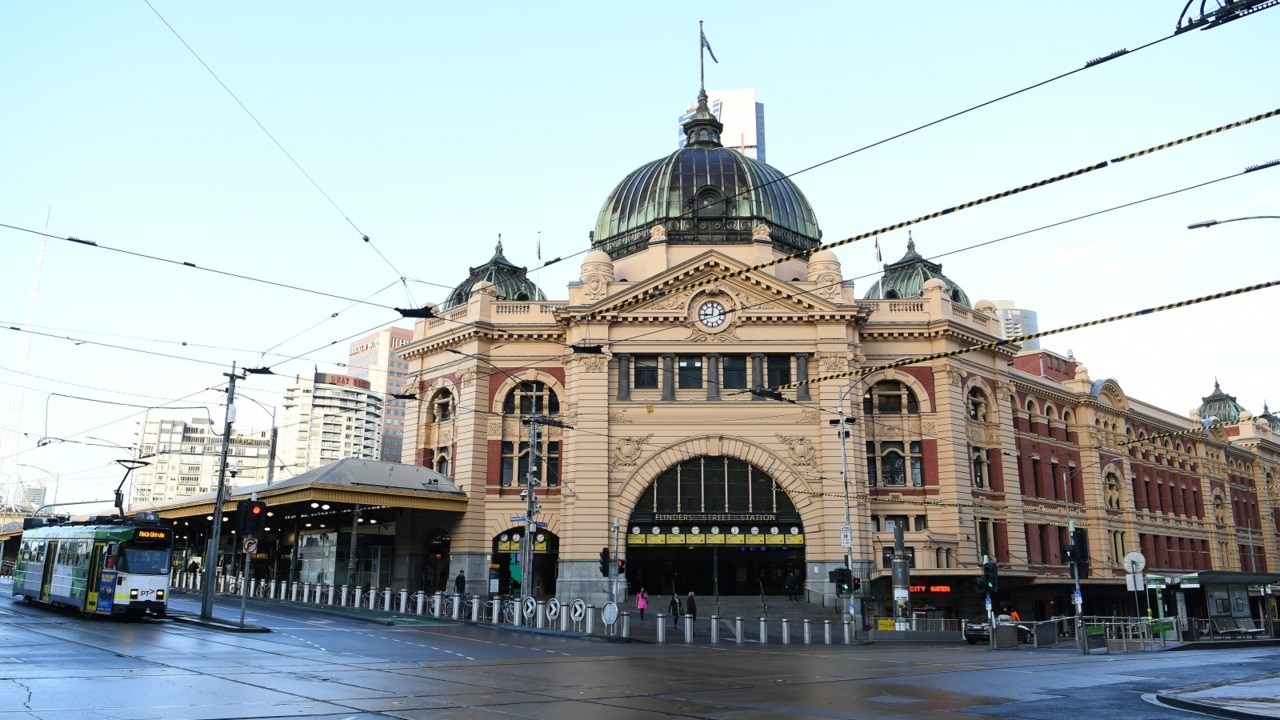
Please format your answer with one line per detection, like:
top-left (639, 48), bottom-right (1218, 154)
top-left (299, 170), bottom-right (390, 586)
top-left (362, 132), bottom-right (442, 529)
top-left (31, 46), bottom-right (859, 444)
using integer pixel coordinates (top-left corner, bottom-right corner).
top-left (580, 250), bottom-right (844, 323)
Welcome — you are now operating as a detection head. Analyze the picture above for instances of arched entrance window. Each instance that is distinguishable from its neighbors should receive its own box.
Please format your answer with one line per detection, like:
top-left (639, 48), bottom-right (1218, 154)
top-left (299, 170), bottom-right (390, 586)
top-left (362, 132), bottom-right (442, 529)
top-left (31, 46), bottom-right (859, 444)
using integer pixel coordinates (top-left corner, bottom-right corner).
top-left (627, 456), bottom-right (804, 596)
top-left (499, 381), bottom-right (561, 487)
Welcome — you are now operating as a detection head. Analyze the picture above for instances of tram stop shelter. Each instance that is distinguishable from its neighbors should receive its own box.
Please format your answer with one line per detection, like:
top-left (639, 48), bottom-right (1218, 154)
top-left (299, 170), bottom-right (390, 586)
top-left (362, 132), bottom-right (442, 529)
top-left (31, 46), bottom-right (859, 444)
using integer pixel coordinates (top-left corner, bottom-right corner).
top-left (1146, 570), bottom-right (1280, 641)
top-left (151, 458), bottom-right (468, 593)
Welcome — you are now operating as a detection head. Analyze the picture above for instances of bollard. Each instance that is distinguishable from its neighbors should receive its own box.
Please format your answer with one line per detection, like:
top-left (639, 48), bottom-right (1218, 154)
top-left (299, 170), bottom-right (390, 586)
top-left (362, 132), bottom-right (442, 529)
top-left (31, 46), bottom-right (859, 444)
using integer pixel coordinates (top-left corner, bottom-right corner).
top-left (341, 585), bottom-right (350, 607)
top-left (490, 599), bottom-right (500, 624)
top-left (657, 614), bottom-right (666, 643)
top-left (622, 612), bottom-right (631, 639)
top-left (353, 586), bottom-right (363, 608)
top-left (400, 589), bottom-right (408, 613)
top-left (433, 591), bottom-right (444, 618)
top-left (585, 606), bottom-right (595, 634)
top-left (711, 615), bottom-right (719, 644)
top-left (512, 601), bottom-right (523, 627)
top-left (735, 617), bottom-right (744, 644)
top-left (781, 618), bottom-right (791, 645)
top-left (270, 580), bottom-right (277, 600)
top-left (383, 588), bottom-right (392, 611)
top-left (290, 582), bottom-right (299, 602)
top-left (803, 619), bottom-right (811, 645)
top-left (415, 591), bottom-right (424, 615)
top-left (328, 584), bottom-right (336, 606)
top-left (759, 617), bottom-right (768, 644)
top-left (536, 601), bottom-right (546, 629)
top-left (471, 596), bottom-right (480, 622)
top-left (250, 579), bottom-right (257, 597)
top-left (684, 614), bottom-right (693, 643)
top-left (843, 618), bottom-right (851, 644)
top-left (824, 619), bottom-right (832, 645)
top-left (452, 595), bottom-right (461, 620)
top-left (560, 604), bottom-right (569, 632)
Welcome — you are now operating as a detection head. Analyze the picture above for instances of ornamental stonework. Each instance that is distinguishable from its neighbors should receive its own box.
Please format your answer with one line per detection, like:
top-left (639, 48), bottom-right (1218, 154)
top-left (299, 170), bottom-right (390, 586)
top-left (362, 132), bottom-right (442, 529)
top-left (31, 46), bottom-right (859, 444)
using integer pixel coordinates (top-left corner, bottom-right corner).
top-left (577, 355), bottom-right (608, 373)
top-left (457, 367), bottom-right (476, 387)
top-left (776, 435), bottom-right (816, 466)
top-left (818, 354), bottom-right (848, 374)
top-left (487, 418), bottom-right (503, 436)
top-left (612, 435), bottom-right (653, 467)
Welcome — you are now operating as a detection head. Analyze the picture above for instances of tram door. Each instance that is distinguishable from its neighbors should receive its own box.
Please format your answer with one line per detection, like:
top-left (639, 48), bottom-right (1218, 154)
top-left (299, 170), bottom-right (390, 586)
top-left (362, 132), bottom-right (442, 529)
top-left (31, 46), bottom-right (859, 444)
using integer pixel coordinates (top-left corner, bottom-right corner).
top-left (85, 541), bottom-right (106, 614)
top-left (39, 540), bottom-right (58, 603)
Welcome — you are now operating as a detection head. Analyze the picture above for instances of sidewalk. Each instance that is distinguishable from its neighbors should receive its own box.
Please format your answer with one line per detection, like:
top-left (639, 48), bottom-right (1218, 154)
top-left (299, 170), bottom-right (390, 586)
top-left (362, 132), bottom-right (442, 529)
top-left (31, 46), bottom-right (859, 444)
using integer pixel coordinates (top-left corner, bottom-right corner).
top-left (1158, 674), bottom-right (1280, 719)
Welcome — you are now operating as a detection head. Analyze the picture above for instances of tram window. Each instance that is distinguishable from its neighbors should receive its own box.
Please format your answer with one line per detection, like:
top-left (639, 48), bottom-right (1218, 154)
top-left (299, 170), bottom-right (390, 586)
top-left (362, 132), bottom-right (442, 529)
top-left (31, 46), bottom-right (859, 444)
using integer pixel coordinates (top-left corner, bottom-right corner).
top-left (119, 547), bottom-right (172, 574)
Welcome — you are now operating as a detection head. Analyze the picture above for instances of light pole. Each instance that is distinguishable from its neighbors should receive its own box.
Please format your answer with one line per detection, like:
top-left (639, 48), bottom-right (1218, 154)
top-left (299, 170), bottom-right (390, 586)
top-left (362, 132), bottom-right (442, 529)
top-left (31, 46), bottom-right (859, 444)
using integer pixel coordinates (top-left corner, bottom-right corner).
top-left (236, 393), bottom-right (280, 486)
top-left (446, 348), bottom-right (571, 603)
top-left (1188, 215), bottom-right (1280, 229)
top-left (16, 464), bottom-right (59, 514)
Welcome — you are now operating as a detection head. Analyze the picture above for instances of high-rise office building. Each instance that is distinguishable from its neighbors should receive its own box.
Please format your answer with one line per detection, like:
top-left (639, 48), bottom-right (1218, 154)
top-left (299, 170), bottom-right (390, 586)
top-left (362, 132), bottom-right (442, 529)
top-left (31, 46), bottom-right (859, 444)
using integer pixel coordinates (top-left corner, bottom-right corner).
top-left (678, 88), bottom-right (765, 161)
top-left (347, 326), bottom-right (414, 462)
top-left (993, 300), bottom-right (1040, 349)
top-left (131, 416), bottom-right (273, 507)
top-left (278, 373), bottom-right (383, 474)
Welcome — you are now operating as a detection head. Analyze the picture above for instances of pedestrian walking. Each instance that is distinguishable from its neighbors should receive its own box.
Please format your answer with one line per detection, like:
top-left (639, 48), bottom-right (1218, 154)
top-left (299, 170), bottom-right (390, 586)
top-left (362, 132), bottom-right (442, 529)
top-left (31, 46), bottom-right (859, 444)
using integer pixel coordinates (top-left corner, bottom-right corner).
top-left (668, 593), bottom-right (681, 628)
top-left (785, 570), bottom-right (798, 602)
top-left (636, 586), bottom-right (649, 620)
top-left (454, 570), bottom-right (466, 596)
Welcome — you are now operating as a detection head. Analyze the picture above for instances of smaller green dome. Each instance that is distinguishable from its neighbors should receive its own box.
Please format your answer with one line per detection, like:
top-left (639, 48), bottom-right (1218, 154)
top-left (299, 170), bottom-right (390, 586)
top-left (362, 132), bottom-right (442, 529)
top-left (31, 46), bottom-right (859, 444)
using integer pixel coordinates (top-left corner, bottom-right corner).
top-left (1198, 379), bottom-right (1247, 424)
top-left (863, 235), bottom-right (971, 307)
top-left (442, 240), bottom-right (546, 310)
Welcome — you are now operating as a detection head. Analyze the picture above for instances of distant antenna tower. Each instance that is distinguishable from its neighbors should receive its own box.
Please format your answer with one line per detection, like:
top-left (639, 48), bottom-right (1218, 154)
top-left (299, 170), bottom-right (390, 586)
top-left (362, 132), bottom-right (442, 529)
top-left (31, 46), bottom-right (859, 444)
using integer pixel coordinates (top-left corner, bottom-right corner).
top-left (0, 209), bottom-right (50, 502)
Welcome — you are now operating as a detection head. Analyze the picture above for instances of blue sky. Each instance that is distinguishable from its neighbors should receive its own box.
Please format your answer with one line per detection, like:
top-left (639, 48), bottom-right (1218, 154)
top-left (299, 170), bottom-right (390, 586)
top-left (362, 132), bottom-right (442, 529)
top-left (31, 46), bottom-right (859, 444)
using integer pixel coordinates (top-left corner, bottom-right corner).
top-left (2, 2), bottom-right (1277, 508)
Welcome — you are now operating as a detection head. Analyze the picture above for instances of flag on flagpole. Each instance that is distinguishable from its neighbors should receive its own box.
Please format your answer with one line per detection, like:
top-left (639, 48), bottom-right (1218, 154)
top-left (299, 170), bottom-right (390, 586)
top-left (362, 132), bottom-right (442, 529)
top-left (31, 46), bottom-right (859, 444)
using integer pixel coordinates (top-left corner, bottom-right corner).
top-left (701, 29), bottom-right (719, 63)
top-left (875, 237), bottom-right (882, 263)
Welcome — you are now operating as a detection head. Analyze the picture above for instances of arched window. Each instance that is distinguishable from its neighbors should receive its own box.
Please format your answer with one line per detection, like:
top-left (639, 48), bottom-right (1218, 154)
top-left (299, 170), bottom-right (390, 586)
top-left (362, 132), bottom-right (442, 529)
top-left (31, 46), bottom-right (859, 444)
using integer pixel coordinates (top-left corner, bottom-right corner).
top-left (430, 389), bottom-right (453, 423)
top-left (863, 380), bottom-right (919, 416)
top-left (499, 380), bottom-right (561, 487)
top-left (502, 381), bottom-right (560, 416)
top-left (632, 456), bottom-right (799, 517)
top-left (967, 387), bottom-right (989, 421)
top-left (971, 446), bottom-right (989, 489)
top-left (434, 449), bottom-right (451, 477)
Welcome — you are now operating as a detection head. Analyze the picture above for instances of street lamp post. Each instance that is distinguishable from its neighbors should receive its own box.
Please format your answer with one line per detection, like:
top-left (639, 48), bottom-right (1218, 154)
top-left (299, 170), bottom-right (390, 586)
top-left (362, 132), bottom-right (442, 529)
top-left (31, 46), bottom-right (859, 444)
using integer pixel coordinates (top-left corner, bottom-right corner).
top-left (1187, 215), bottom-right (1280, 229)
top-left (446, 348), bottom-right (571, 603)
top-left (16, 464), bottom-right (59, 515)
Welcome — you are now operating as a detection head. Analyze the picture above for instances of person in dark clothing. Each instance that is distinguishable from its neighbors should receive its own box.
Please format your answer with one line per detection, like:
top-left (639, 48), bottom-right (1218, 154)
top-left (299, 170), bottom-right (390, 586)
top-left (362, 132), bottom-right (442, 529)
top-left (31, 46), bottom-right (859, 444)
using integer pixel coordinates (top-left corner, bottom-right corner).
top-left (785, 571), bottom-right (798, 602)
top-left (686, 592), bottom-right (698, 636)
top-left (668, 593), bottom-right (682, 628)
top-left (454, 571), bottom-right (466, 596)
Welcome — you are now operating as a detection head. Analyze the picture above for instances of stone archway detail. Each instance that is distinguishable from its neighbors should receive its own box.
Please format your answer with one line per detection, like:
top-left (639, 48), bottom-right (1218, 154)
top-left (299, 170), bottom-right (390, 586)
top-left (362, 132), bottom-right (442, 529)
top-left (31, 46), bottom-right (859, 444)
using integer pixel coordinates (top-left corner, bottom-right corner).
top-left (616, 435), bottom-right (823, 533)
top-left (861, 368), bottom-right (934, 414)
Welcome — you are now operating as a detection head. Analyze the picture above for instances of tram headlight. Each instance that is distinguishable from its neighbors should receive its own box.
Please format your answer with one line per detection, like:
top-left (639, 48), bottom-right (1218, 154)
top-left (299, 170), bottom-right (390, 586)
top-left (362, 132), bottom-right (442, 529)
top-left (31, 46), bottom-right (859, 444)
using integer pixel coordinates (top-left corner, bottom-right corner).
top-left (157, 589), bottom-right (165, 600)
top-left (130, 589), bottom-right (139, 599)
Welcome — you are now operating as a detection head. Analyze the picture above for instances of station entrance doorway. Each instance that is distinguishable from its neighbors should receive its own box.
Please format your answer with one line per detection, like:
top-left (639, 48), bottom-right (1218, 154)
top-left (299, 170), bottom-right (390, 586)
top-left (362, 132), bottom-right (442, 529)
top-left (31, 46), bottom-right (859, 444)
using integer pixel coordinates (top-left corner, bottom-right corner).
top-left (623, 455), bottom-right (805, 597)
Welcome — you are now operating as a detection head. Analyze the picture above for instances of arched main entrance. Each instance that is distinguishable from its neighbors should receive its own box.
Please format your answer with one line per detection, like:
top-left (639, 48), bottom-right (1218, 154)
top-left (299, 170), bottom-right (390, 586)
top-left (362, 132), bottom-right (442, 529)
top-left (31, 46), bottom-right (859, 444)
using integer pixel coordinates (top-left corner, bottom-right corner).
top-left (625, 455), bottom-right (805, 597)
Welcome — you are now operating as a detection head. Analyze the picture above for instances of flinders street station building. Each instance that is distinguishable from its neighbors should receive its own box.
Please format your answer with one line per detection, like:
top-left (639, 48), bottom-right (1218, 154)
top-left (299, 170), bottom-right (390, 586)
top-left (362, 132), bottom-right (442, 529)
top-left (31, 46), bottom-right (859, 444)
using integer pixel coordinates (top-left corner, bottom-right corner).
top-left (397, 89), bottom-right (1280, 625)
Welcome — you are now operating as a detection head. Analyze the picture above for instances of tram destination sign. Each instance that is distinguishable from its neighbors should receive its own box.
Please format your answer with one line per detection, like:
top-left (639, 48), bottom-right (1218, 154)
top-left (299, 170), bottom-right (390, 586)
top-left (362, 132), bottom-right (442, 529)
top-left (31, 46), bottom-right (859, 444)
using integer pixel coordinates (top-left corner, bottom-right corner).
top-left (653, 513), bottom-right (777, 522)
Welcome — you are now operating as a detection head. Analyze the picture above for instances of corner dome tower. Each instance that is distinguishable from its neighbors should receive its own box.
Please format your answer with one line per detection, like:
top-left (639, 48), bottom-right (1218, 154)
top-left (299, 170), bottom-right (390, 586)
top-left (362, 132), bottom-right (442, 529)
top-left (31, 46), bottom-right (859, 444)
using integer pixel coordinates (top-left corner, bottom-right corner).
top-left (863, 235), bottom-right (972, 307)
top-left (441, 240), bottom-right (546, 310)
top-left (592, 89), bottom-right (822, 260)
top-left (1197, 379), bottom-right (1247, 424)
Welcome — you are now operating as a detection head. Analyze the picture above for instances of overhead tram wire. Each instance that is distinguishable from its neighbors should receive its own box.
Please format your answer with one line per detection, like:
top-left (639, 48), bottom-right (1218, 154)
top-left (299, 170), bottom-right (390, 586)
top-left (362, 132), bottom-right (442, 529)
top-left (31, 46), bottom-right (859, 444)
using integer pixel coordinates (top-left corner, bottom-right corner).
top-left (142, 0), bottom-right (415, 300)
top-left (577, 106), bottom-right (1280, 323)
top-left (764, 277), bottom-right (1280, 397)
top-left (494, 22), bottom-right (1220, 283)
top-left (394, 160), bottom-right (1276, 404)
top-left (255, 278), bottom-right (402, 359)
top-left (0, 223), bottom-right (399, 311)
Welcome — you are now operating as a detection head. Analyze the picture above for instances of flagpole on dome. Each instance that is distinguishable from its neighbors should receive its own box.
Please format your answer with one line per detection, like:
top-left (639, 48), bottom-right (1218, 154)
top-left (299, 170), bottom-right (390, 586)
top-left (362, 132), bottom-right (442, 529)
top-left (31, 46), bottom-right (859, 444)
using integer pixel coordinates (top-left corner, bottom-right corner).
top-left (699, 21), bottom-right (718, 92)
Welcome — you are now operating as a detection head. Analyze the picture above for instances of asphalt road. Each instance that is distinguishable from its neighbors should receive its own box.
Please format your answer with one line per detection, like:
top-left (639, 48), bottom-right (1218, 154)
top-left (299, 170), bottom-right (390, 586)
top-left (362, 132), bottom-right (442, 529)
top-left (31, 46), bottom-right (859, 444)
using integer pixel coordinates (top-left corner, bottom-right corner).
top-left (3, 585), bottom-right (1279, 719)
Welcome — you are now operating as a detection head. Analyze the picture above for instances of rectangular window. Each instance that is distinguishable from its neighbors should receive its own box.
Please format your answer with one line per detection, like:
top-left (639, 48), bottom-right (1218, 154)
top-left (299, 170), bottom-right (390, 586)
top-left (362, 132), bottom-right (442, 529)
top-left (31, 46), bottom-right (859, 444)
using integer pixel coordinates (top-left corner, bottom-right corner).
top-left (884, 515), bottom-right (908, 532)
top-left (677, 355), bottom-right (703, 389)
top-left (721, 355), bottom-right (748, 390)
top-left (910, 441), bottom-right (924, 486)
top-left (865, 442), bottom-right (878, 486)
top-left (914, 515), bottom-right (927, 531)
top-left (634, 355), bottom-right (659, 389)
top-left (882, 546), bottom-right (916, 569)
top-left (765, 354), bottom-right (791, 388)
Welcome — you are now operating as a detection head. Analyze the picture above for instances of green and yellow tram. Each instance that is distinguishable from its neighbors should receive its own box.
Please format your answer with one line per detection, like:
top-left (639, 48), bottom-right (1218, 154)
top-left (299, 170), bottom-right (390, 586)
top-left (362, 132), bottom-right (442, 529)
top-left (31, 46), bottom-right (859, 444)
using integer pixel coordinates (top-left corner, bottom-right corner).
top-left (11, 512), bottom-right (172, 619)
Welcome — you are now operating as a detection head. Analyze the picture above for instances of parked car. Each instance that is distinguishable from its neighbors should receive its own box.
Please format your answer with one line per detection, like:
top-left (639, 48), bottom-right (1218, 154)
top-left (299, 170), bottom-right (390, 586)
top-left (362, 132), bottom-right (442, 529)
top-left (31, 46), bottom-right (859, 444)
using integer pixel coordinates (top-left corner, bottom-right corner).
top-left (964, 618), bottom-right (1032, 644)
top-left (963, 618), bottom-right (991, 644)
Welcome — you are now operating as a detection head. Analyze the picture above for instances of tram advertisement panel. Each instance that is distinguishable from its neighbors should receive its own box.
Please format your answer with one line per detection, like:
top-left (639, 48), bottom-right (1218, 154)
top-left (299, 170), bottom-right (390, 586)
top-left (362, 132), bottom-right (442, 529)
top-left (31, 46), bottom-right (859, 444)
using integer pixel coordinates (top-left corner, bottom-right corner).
top-left (97, 570), bottom-right (116, 613)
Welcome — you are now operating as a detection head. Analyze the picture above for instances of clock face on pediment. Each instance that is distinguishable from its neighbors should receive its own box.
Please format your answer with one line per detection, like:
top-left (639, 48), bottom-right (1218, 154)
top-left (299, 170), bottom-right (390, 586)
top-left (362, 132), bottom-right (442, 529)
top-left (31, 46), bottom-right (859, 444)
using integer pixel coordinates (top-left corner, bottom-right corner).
top-left (698, 300), bottom-right (727, 328)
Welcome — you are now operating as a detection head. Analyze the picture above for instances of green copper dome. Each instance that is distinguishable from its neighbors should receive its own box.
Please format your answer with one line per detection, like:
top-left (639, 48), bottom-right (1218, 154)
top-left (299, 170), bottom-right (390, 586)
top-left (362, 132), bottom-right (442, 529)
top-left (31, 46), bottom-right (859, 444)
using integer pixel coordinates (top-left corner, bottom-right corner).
top-left (592, 89), bottom-right (822, 260)
top-left (1197, 380), bottom-right (1247, 424)
top-left (863, 235), bottom-right (972, 307)
top-left (1260, 402), bottom-right (1279, 432)
top-left (441, 241), bottom-right (546, 310)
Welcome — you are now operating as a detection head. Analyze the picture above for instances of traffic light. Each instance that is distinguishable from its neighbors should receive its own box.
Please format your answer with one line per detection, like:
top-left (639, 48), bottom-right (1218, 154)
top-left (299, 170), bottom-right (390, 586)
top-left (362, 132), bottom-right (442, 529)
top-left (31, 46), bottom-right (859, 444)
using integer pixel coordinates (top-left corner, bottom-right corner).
top-left (1071, 528), bottom-right (1090, 578)
top-left (235, 499), bottom-right (251, 534)
top-left (617, 559), bottom-right (626, 575)
top-left (599, 547), bottom-right (611, 577)
top-left (851, 576), bottom-right (861, 593)
top-left (244, 500), bottom-right (267, 537)
top-left (978, 561), bottom-right (999, 593)
top-left (834, 568), bottom-right (853, 598)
